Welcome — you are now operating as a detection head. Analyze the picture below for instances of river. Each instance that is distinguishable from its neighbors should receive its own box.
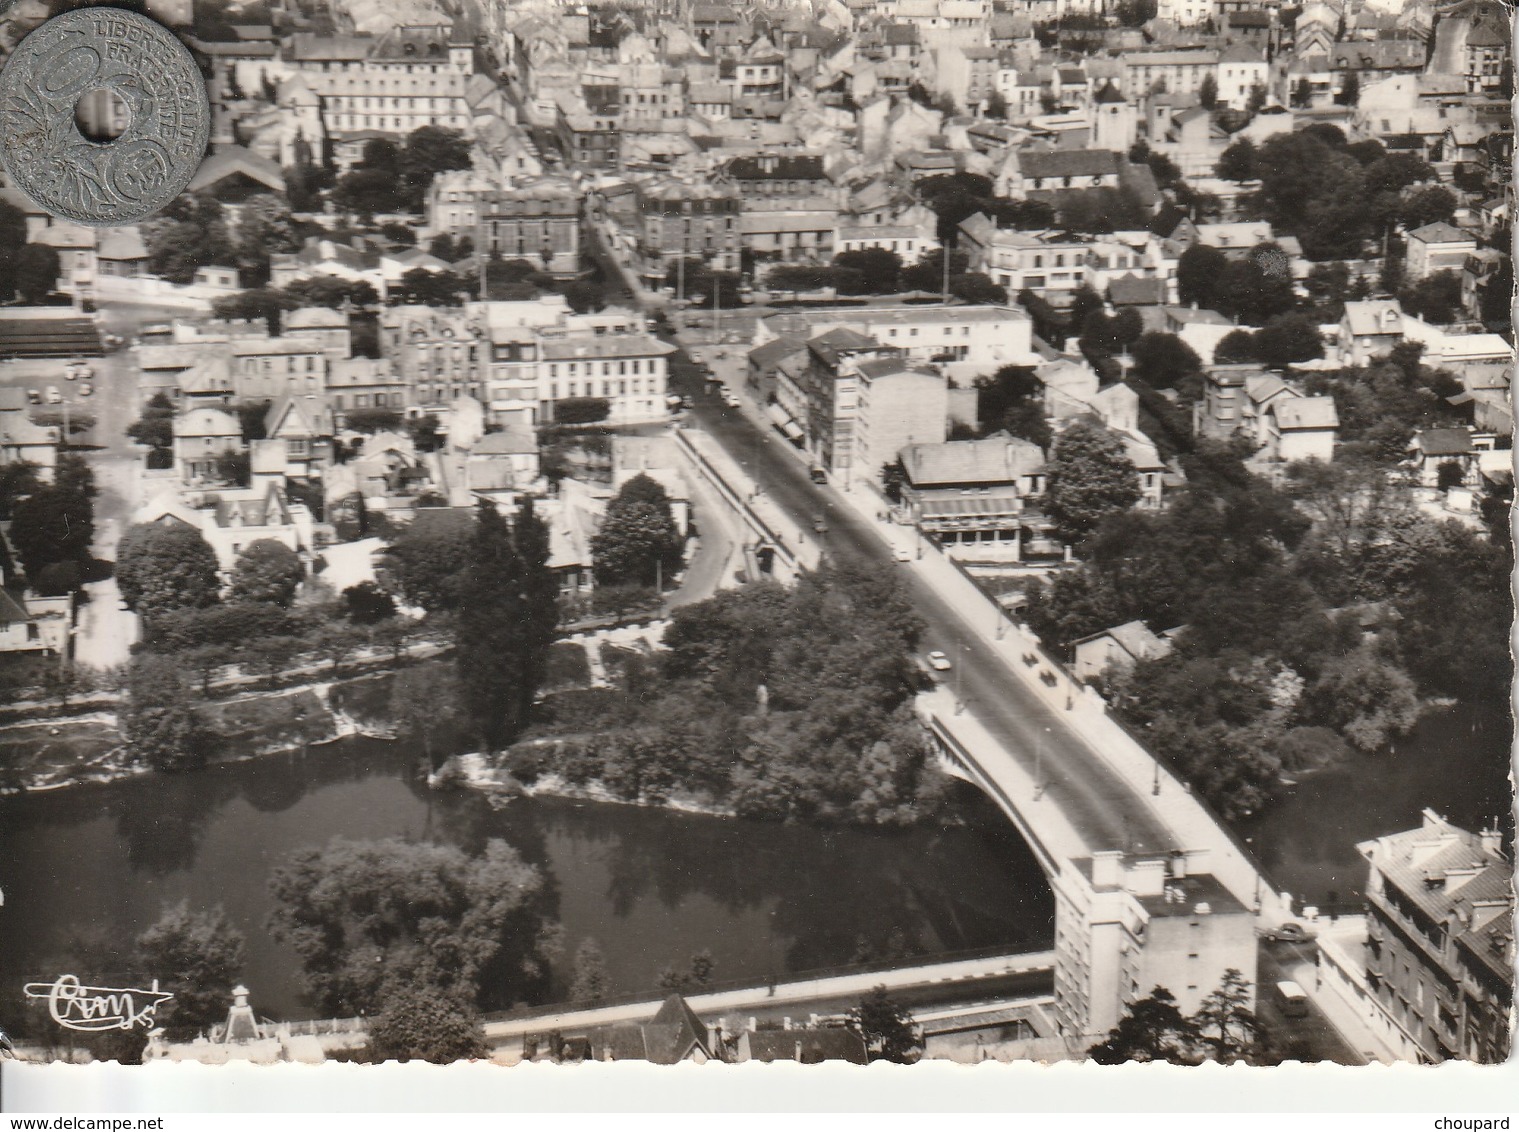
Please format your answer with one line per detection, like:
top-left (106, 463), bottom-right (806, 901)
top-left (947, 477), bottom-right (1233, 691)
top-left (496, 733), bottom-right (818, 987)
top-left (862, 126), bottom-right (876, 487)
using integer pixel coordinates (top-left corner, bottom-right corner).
top-left (0, 738), bottom-right (1053, 1021)
top-left (1, 699), bottom-right (1508, 1023)
top-left (1237, 701), bottom-right (1514, 912)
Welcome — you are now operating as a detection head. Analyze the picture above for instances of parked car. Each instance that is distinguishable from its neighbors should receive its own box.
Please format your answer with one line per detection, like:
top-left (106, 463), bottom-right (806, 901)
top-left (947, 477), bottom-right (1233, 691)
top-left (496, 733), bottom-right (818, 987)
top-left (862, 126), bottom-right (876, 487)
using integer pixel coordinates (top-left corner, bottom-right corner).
top-left (1261, 922), bottom-right (1315, 943)
top-left (812, 516), bottom-right (827, 533)
top-left (64, 359), bottom-right (92, 381)
top-left (722, 391), bottom-right (741, 408)
top-left (894, 546), bottom-right (913, 562)
top-left (25, 388), bottom-right (40, 404)
top-left (45, 386), bottom-right (61, 404)
top-left (808, 466), bottom-right (827, 484)
top-left (926, 650), bottom-right (952, 671)
top-left (78, 381), bottom-right (93, 397)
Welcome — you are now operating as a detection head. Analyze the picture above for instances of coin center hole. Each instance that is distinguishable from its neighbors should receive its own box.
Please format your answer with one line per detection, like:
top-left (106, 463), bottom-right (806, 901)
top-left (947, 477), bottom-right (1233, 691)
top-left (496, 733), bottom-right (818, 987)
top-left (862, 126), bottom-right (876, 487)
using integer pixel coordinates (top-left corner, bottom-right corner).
top-left (74, 88), bottom-right (127, 143)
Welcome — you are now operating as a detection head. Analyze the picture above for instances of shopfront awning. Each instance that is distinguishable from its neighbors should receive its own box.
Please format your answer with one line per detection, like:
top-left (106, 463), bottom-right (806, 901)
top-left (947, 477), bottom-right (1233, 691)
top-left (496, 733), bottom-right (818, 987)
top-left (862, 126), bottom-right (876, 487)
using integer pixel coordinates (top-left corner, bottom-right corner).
top-left (767, 402), bottom-right (804, 440)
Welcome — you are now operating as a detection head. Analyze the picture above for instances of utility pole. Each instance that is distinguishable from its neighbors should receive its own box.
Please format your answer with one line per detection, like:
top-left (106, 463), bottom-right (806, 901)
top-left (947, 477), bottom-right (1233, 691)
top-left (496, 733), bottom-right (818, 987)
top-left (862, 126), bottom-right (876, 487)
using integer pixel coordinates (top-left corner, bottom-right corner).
top-left (1033, 728), bottom-right (1046, 800)
top-left (941, 240), bottom-right (950, 305)
top-left (713, 268), bottom-right (721, 342)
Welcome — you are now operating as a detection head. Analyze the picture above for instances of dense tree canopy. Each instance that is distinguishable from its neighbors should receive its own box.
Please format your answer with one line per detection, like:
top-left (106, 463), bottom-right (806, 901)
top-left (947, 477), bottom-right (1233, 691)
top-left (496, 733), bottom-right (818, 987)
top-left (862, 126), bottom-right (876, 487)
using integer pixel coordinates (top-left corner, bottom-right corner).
top-left (8, 457), bottom-right (95, 588)
top-left (135, 903), bottom-right (246, 1041)
top-left (121, 654), bottom-right (212, 772)
top-left (366, 984), bottom-right (488, 1064)
top-left (266, 837), bottom-right (557, 1015)
top-left (1044, 420), bottom-right (1141, 543)
top-left (228, 539), bottom-right (304, 606)
top-left (116, 522), bottom-right (222, 619)
top-left (592, 473), bottom-right (685, 588)
top-left (385, 510), bottom-right (475, 612)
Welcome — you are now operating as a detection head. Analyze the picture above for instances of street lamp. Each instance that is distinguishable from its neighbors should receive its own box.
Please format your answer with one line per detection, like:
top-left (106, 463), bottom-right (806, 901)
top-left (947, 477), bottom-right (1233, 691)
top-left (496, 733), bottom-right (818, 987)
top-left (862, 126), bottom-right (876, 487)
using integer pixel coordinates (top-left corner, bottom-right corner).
top-left (1033, 726), bottom-right (1049, 800)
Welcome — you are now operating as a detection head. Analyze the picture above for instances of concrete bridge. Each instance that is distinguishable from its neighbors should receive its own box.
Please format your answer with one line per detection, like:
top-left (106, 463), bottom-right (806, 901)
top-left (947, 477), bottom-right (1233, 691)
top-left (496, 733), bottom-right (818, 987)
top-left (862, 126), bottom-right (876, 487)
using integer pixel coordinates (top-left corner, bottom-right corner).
top-left (671, 403), bottom-right (1297, 1046)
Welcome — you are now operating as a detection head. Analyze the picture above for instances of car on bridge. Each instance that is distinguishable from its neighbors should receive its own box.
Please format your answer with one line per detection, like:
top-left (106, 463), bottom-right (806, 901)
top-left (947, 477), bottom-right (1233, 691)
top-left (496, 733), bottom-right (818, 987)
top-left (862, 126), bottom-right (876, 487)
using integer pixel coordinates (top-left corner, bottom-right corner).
top-left (894, 546), bottom-right (913, 562)
top-left (926, 650), bottom-right (952, 671)
top-left (1260, 922), bottom-right (1315, 943)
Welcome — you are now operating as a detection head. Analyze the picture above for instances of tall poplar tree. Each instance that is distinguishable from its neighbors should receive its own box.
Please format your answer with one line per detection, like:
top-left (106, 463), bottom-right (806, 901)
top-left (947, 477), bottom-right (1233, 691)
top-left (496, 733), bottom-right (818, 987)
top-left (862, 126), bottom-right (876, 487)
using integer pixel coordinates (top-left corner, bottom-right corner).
top-left (514, 496), bottom-right (559, 725)
top-left (456, 501), bottom-right (526, 752)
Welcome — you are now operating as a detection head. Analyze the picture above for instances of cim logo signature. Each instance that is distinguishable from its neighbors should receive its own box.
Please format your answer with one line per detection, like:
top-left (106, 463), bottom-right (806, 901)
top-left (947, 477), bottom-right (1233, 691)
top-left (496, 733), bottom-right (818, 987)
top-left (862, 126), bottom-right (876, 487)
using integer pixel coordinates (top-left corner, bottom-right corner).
top-left (23, 974), bottom-right (173, 1031)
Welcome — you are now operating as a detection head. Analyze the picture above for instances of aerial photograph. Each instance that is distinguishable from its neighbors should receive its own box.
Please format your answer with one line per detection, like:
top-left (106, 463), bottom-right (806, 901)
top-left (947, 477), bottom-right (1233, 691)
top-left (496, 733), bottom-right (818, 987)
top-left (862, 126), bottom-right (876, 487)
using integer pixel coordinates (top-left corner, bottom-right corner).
top-left (0, 0), bottom-right (1510, 1083)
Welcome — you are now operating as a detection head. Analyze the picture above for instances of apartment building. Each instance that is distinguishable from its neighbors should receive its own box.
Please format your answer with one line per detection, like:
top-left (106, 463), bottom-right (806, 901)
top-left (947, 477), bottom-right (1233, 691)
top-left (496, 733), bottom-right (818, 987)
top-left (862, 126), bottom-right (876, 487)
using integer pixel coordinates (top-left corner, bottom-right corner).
top-left (477, 178), bottom-right (582, 277)
top-left (286, 25), bottom-right (474, 137)
top-left (1052, 850), bottom-right (1258, 1041)
top-left (1358, 811), bottom-right (1513, 1063)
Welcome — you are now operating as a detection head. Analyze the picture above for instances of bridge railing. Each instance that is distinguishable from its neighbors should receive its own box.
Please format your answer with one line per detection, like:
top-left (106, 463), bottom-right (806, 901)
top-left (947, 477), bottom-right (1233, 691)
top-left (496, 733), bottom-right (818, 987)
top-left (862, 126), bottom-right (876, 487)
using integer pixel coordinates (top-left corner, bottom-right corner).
top-left (480, 942), bottom-right (1052, 1025)
top-left (921, 530), bottom-right (1292, 920)
top-left (672, 427), bottom-right (802, 571)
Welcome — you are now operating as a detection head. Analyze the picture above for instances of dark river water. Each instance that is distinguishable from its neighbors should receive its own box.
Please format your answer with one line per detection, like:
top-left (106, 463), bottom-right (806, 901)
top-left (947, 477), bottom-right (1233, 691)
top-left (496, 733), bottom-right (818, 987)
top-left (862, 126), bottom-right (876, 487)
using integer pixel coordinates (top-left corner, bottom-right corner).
top-left (0, 738), bottom-right (1053, 1021)
top-left (1237, 701), bottom-right (1514, 912)
top-left (1, 700), bottom-right (1508, 1022)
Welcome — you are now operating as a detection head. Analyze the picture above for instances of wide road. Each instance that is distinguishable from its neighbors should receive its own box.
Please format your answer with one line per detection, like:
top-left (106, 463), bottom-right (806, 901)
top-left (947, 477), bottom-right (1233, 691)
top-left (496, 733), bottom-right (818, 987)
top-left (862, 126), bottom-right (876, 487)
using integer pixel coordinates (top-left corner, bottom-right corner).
top-left (662, 346), bottom-right (1175, 860)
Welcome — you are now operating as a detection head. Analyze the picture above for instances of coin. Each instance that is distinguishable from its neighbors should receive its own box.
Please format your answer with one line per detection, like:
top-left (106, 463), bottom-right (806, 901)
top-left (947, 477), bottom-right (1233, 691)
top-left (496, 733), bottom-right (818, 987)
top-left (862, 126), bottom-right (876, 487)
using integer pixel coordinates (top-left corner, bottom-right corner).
top-left (0, 9), bottom-right (209, 226)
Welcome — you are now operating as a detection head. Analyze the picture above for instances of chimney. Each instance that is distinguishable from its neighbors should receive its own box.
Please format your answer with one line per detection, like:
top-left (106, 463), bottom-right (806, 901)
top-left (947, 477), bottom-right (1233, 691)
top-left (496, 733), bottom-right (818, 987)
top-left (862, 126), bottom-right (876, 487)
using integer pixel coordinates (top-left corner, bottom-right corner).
top-left (1481, 826), bottom-right (1504, 858)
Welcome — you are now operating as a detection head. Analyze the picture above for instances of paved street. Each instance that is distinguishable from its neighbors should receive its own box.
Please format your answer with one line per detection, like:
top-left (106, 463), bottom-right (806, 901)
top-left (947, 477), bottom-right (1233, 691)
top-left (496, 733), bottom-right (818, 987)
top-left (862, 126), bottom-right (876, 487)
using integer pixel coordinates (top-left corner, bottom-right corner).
top-left (661, 345), bottom-right (1175, 858)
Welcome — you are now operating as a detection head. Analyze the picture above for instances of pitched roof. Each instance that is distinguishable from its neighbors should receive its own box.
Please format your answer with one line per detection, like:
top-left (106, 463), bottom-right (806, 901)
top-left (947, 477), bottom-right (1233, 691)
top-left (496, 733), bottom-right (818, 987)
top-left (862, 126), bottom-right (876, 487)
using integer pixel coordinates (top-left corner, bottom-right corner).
top-left (1414, 427), bottom-right (1474, 456)
top-left (748, 335), bottom-right (806, 368)
top-left (1408, 221), bottom-right (1472, 244)
top-left (1074, 619), bottom-right (1169, 661)
top-left (901, 431), bottom-right (1045, 486)
top-left (1108, 274), bottom-right (1166, 306)
top-left (186, 145), bottom-right (286, 194)
top-left (743, 1028), bottom-right (869, 1064)
top-left (1342, 299), bottom-right (1404, 337)
top-left (1273, 395), bottom-right (1338, 430)
top-left (1016, 148), bottom-right (1122, 180)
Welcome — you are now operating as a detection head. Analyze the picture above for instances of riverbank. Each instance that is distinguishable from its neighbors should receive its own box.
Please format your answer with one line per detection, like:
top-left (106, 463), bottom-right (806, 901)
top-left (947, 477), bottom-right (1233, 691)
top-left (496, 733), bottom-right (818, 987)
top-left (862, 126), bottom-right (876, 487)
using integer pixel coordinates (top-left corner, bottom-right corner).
top-left (435, 750), bottom-right (740, 818)
top-left (0, 671), bottom-right (401, 794)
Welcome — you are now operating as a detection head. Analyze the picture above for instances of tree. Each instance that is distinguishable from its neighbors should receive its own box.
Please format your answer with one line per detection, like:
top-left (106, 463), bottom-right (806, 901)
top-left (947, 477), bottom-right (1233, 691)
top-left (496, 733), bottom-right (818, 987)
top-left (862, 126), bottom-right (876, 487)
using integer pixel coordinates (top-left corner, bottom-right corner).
top-left (8, 476), bottom-right (94, 586)
top-left (141, 193), bottom-right (233, 282)
top-left (1252, 312), bottom-right (1325, 368)
top-left (1292, 77), bottom-right (1313, 108)
top-left (850, 986), bottom-right (919, 1063)
top-left (1088, 986), bottom-right (1201, 1064)
top-left (367, 983), bottom-right (488, 1064)
top-left (1215, 136), bottom-right (1257, 182)
top-left (1130, 331), bottom-right (1202, 390)
top-left (1303, 648), bottom-right (1419, 752)
top-left (392, 268), bottom-right (467, 307)
top-left (134, 903), bottom-right (245, 1041)
top-left (1192, 969), bottom-right (1261, 1064)
top-left (390, 662), bottom-right (459, 770)
top-left (333, 167), bottom-right (406, 217)
top-left (211, 288), bottom-right (296, 335)
top-left (554, 397), bottom-right (611, 425)
top-left (284, 276), bottom-right (378, 309)
top-left (12, 244), bottom-right (60, 304)
top-left (983, 90), bottom-right (1008, 119)
top-left (882, 459), bottom-right (907, 503)
top-left (385, 509), bottom-right (474, 612)
top-left (1400, 186), bottom-right (1457, 231)
top-left (514, 496), bottom-right (560, 728)
top-left (115, 522), bottom-right (222, 620)
top-left (591, 473), bottom-right (684, 588)
top-left (343, 581), bottom-right (396, 624)
top-left (1198, 72), bottom-right (1218, 110)
top-left (568, 938), bottom-right (610, 1002)
top-left (1338, 69), bottom-right (1360, 106)
top-left (233, 195), bottom-right (302, 284)
top-left (399, 126), bottom-right (473, 210)
top-left (1400, 271), bottom-right (1463, 324)
top-left (1177, 244), bottom-right (1228, 309)
top-left (456, 501), bottom-right (527, 753)
top-left (0, 460), bottom-right (41, 522)
top-left (1213, 328), bottom-right (1259, 364)
top-left (228, 539), bottom-right (304, 606)
top-left (127, 394), bottom-right (176, 453)
top-left (266, 837), bottom-right (556, 1016)
top-left (1045, 420), bottom-right (1141, 544)
top-left (121, 654), bottom-right (212, 772)
top-left (344, 406), bottom-right (404, 434)
top-left (833, 247), bottom-right (903, 294)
